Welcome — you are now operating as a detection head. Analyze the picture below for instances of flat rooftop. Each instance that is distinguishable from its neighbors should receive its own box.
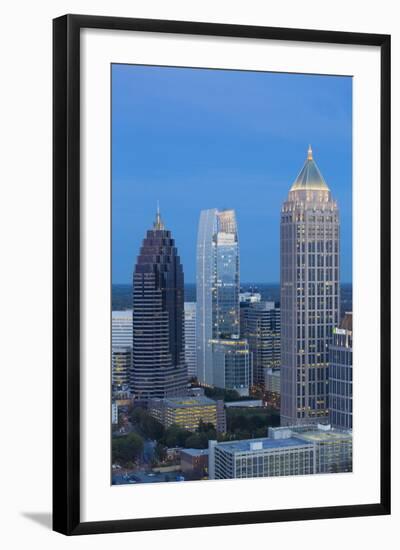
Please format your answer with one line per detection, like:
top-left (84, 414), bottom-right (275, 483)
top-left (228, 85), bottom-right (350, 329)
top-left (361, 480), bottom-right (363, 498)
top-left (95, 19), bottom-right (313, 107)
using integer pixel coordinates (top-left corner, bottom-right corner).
top-left (181, 448), bottom-right (209, 457)
top-left (298, 430), bottom-right (352, 443)
top-left (112, 310), bottom-right (133, 317)
top-left (154, 396), bottom-right (216, 408)
top-left (225, 400), bottom-right (263, 408)
top-left (215, 437), bottom-right (313, 454)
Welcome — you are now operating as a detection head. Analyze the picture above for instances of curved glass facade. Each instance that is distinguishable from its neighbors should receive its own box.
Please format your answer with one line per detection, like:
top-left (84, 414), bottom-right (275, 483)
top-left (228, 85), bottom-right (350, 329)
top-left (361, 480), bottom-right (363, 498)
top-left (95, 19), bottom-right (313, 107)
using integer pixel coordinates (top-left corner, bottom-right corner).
top-left (196, 209), bottom-right (247, 392)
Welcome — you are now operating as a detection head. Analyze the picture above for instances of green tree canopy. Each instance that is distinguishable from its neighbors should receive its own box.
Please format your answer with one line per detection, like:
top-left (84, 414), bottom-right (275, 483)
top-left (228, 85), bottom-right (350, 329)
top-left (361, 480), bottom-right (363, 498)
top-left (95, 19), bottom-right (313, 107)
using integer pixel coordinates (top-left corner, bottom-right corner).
top-left (162, 425), bottom-right (192, 448)
top-left (112, 432), bottom-right (144, 465)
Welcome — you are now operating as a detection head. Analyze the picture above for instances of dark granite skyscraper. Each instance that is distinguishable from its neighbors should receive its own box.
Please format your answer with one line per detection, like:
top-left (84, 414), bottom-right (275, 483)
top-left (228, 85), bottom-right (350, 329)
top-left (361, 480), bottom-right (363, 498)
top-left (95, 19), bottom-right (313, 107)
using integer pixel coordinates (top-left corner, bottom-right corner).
top-left (132, 208), bottom-right (187, 401)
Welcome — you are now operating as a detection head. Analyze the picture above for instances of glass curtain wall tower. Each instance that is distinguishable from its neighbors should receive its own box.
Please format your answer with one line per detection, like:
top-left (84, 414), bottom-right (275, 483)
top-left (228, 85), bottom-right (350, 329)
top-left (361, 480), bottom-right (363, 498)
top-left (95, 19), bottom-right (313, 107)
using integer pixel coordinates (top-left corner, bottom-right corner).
top-left (280, 146), bottom-right (340, 426)
top-left (131, 208), bottom-right (187, 401)
top-left (196, 209), bottom-right (246, 390)
top-left (241, 301), bottom-right (281, 387)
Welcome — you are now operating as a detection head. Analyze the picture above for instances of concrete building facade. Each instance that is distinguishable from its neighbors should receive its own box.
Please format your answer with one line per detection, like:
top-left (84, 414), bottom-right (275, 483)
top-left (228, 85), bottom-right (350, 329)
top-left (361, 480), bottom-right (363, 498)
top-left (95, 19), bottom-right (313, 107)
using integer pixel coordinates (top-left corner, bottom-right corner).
top-left (209, 424), bottom-right (352, 480)
top-left (148, 396), bottom-right (226, 433)
top-left (184, 302), bottom-right (197, 380)
top-left (329, 312), bottom-right (353, 430)
top-left (280, 146), bottom-right (340, 426)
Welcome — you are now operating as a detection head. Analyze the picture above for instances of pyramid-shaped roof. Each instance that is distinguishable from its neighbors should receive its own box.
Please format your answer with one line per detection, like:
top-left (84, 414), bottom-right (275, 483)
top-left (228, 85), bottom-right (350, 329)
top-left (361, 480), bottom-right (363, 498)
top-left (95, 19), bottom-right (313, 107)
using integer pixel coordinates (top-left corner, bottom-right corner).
top-left (290, 146), bottom-right (329, 192)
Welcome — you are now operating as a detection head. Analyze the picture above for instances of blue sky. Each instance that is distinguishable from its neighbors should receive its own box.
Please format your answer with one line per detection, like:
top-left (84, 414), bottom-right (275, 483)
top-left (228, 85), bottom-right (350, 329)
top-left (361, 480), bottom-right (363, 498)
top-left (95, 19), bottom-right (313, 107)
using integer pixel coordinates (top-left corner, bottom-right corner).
top-left (112, 64), bottom-right (352, 284)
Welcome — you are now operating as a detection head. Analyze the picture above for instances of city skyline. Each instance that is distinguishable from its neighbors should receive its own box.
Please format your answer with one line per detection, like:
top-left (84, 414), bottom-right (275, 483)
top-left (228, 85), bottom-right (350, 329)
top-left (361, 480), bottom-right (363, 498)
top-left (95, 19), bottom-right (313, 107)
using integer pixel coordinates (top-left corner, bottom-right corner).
top-left (112, 65), bottom-right (352, 284)
top-left (111, 65), bottom-right (353, 486)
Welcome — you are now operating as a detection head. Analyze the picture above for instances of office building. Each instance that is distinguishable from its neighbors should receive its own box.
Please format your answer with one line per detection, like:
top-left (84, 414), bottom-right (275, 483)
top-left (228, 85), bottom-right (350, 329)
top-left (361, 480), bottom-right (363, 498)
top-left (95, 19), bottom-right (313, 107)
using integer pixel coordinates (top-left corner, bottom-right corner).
top-left (112, 310), bottom-right (133, 348)
top-left (216, 398), bottom-right (227, 433)
top-left (131, 208), bottom-right (187, 401)
top-left (210, 338), bottom-right (252, 396)
top-left (196, 209), bottom-right (250, 392)
top-left (269, 425), bottom-right (352, 473)
top-left (184, 302), bottom-right (197, 379)
top-left (180, 449), bottom-right (209, 479)
top-left (112, 311), bottom-right (133, 394)
top-left (209, 424), bottom-right (352, 479)
top-left (196, 208), bottom-right (240, 385)
top-left (265, 368), bottom-right (281, 394)
top-left (112, 401), bottom-right (119, 425)
top-left (329, 312), bottom-right (353, 430)
top-left (209, 436), bottom-right (315, 480)
top-left (241, 301), bottom-right (280, 387)
top-left (280, 146), bottom-right (340, 426)
top-left (112, 347), bottom-right (132, 391)
top-left (113, 388), bottom-right (134, 407)
top-left (239, 291), bottom-right (262, 304)
top-left (148, 396), bottom-right (226, 433)
top-left (224, 400), bottom-right (263, 408)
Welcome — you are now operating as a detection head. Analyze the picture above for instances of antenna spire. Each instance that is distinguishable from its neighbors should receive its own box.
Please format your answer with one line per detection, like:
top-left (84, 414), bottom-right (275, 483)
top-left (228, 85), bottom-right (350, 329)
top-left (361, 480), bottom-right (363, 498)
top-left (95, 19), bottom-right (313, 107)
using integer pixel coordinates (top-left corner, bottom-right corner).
top-left (154, 201), bottom-right (165, 230)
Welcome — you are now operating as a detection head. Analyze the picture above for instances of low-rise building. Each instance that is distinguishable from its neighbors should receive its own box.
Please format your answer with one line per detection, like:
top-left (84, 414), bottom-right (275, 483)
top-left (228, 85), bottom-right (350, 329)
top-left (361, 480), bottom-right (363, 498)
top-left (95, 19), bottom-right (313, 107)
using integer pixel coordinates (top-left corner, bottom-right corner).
top-left (180, 448), bottom-right (209, 479)
top-left (216, 399), bottom-right (227, 433)
top-left (239, 292), bottom-right (262, 304)
top-left (265, 368), bottom-right (280, 394)
top-left (209, 424), bottom-right (352, 480)
top-left (149, 396), bottom-right (226, 433)
top-left (224, 399), bottom-right (263, 408)
top-left (187, 386), bottom-right (205, 397)
top-left (113, 387), bottom-right (134, 407)
top-left (112, 401), bottom-right (119, 425)
top-left (112, 310), bottom-right (133, 348)
top-left (112, 347), bottom-right (132, 392)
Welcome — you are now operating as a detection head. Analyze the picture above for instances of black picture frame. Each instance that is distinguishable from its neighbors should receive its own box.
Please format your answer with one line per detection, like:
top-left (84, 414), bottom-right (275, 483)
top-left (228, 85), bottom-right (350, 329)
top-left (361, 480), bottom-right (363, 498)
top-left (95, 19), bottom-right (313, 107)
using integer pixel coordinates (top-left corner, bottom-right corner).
top-left (53, 14), bottom-right (391, 536)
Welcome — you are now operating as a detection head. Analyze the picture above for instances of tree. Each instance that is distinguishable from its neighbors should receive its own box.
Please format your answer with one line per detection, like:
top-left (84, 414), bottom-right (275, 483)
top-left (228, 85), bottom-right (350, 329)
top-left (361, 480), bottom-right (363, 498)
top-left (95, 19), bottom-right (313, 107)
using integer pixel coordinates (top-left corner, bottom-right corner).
top-left (203, 386), bottom-right (241, 402)
top-left (130, 406), bottom-right (146, 425)
top-left (112, 433), bottom-right (144, 465)
top-left (185, 433), bottom-right (206, 449)
top-left (197, 420), bottom-right (215, 433)
top-left (163, 425), bottom-right (191, 448)
top-left (232, 430), bottom-right (252, 440)
top-left (140, 414), bottom-right (165, 440)
top-left (154, 442), bottom-right (167, 463)
top-left (129, 407), bottom-right (165, 440)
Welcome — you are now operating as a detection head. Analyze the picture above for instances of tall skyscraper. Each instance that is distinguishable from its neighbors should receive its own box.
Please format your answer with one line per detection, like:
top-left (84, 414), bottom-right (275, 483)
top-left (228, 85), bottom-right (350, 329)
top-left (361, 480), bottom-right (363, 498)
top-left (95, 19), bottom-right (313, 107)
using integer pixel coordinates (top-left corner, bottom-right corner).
top-left (131, 208), bottom-right (187, 401)
top-left (241, 301), bottom-right (280, 387)
top-left (196, 209), bottom-right (251, 393)
top-left (329, 312), bottom-right (352, 431)
top-left (196, 209), bottom-right (240, 385)
top-left (184, 302), bottom-right (197, 380)
top-left (280, 146), bottom-right (340, 426)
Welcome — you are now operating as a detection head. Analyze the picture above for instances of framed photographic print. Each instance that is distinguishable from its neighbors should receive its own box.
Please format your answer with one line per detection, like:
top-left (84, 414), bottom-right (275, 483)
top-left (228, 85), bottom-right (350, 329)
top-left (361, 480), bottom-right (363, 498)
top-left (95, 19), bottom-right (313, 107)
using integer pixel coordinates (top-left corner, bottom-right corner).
top-left (53, 14), bottom-right (391, 535)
